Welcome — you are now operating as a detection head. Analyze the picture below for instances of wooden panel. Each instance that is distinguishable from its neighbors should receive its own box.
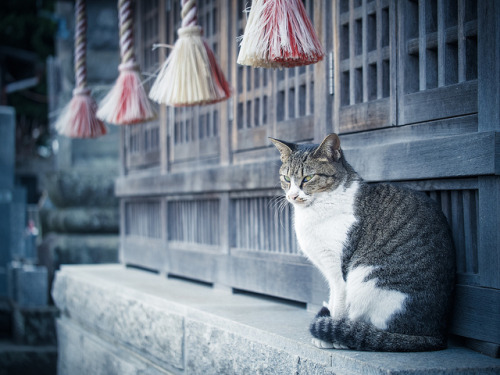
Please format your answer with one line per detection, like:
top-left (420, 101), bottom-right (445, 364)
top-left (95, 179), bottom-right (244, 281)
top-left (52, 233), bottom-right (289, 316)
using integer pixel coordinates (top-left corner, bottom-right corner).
top-left (398, 0), bottom-right (478, 125)
top-left (125, 121), bottom-right (161, 171)
top-left (451, 285), bottom-right (500, 344)
top-left (402, 80), bottom-right (478, 125)
top-left (231, 196), bottom-right (300, 255)
top-left (167, 199), bottom-right (220, 246)
top-left (229, 253), bottom-right (320, 304)
top-left (125, 200), bottom-right (162, 238)
top-left (335, 0), bottom-right (396, 133)
top-left (122, 237), bottom-right (165, 272)
top-left (167, 248), bottom-right (225, 284)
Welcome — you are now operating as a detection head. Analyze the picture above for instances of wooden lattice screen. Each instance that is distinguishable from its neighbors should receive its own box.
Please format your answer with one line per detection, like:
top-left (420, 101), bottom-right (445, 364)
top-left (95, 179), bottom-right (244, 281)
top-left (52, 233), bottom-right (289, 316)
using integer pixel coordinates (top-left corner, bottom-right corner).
top-left (117, 0), bottom-right (499, 351)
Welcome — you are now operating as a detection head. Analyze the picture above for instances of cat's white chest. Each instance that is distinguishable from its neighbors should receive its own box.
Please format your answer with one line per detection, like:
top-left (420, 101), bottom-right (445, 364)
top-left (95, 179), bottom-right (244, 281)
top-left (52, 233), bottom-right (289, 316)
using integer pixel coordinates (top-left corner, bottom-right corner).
top-left (293, 182), bottom-right (359, 277)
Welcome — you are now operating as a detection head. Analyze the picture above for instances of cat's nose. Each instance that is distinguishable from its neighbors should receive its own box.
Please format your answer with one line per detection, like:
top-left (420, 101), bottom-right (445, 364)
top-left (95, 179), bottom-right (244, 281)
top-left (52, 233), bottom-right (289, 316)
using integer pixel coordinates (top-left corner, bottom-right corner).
top-left (288, 192), bottom-right (299, 201)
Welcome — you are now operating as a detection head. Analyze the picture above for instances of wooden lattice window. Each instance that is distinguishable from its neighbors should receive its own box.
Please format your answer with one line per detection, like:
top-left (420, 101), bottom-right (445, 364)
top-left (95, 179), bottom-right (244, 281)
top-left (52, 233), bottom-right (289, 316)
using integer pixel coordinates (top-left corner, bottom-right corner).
top-left (232, 195), bottom-right (299, 254)
top-left (334, 0), bottom-right (396, 133)
top-left (168, 198), bottom-right (220, 248)
top-left (166, 0), bottom-right (222, 171)
top-left (139, 0), bottom-right (160, 72)
top-left (233, 0), bottom-right (317, 154)
top-left (398, 0), bottom-right (478, 124)
top-left (125, 200), bottom-right (162, 239)
top-left (124, 0), bottom-right (160, 172)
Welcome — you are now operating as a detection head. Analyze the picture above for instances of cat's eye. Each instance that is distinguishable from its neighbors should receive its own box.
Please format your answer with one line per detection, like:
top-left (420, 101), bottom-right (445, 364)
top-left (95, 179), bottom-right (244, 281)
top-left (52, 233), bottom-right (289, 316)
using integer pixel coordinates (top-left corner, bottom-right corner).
top-left (303, 175), bottom-right (314, 183)
top-left (283, 175), bottom-right (291, 182)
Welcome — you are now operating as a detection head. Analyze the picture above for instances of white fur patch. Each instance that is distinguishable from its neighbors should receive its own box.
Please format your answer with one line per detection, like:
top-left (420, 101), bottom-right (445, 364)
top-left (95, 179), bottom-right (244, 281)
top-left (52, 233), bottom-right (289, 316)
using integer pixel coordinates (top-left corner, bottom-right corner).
top-left (345, 265), bottom-right (407, 329)
top-left (292, 182), bottom-right (359, 318)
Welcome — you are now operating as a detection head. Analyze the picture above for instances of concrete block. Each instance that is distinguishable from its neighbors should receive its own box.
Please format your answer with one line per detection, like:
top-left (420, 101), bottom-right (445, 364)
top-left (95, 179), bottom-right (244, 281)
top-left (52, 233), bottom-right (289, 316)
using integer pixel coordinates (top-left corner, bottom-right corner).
top-left (185, 319), bottom-right (297, 374)
top-left (53, 270), bottom-right (184, 369)
top-left (12, 304), bottom-right (58, 345)
top-left (45, 170), bottom-right (118, 208)
top-left (40, 207), bottom-right (119, 234)
top-left (0, 340), bottom-right (57, 375)
top-left (52, 265), bottom-right (500, 375)
top-left (57, 317), bottom-right (173, 375)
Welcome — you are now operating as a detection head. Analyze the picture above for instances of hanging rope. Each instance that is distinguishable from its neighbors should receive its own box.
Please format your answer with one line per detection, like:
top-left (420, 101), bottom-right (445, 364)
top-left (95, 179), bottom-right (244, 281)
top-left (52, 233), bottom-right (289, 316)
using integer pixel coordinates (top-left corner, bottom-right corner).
top-left (181, 0), bottom-right (197, 27)
top-left (74, 0), bottom-right (88, 91)
top-left (55, 0), bottom-right (107, 138)
top-left (97, 0), bottom-right (156, 125)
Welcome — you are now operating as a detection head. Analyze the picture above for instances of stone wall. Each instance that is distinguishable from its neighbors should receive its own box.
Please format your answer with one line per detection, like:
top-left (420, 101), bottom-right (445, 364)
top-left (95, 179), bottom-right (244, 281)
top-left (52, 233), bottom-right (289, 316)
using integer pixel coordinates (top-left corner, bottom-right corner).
top-left (52, 265), bottom-right (500, 375)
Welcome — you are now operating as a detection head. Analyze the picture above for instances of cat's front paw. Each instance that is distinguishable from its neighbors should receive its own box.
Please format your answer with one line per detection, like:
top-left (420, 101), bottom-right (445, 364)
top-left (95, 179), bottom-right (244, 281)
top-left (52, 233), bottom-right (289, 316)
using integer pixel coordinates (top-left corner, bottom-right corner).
top-left (311, 338), bottom-right (349, 350)
top-left (311, 338), bottom-right (334, 349)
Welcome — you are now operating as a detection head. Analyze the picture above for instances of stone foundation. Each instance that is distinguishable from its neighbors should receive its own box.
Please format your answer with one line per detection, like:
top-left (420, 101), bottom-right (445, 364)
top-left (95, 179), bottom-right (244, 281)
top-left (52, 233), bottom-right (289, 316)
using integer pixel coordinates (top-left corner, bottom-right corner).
top-left (52, 265), bottom-right (500, 375)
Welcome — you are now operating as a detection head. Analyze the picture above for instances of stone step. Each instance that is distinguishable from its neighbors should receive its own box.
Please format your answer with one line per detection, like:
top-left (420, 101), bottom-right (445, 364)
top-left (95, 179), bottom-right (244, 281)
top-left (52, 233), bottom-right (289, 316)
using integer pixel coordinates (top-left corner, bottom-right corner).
top-left (45, 170), bottom-right (118, 208)
top-left (0, 340), bottom-right (57, 375)
top-left (40, 207), bottom-right (119, 234)
top-left (52, 265), bottom-right (500, 375)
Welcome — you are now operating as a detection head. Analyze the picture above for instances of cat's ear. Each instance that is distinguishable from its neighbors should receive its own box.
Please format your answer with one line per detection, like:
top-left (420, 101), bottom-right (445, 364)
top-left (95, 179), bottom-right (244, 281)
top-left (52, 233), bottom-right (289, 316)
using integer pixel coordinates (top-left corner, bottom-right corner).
top-left (269, 137), bottom-right (295, 162)
top-left (314, 134), bottom-right (342, 162)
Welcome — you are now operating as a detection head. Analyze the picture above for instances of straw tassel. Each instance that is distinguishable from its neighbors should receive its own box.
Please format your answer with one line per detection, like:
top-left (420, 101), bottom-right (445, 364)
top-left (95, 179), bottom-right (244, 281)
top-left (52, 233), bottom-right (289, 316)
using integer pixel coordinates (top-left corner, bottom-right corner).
top-left (55, 0), bottom-right (107, 138)
top-left (149, 0), bottom-right (231, 107)
top-left (237, 0), bottom-right (325, 68)
top-left (97, 0), bottom-right (156, 125)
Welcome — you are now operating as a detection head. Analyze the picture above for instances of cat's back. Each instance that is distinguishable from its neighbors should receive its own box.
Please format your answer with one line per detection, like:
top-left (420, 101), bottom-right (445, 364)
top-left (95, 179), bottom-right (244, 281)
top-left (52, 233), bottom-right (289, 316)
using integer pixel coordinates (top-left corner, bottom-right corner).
top-left (346, 182), bottom-right (455, 283)
top-left (356, 182), bottom-right (449, 233)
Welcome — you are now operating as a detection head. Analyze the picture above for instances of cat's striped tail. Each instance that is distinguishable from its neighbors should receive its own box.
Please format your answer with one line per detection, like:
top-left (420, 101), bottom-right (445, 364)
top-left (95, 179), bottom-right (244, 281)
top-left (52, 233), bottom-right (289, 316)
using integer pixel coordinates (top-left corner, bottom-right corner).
top-left (309, 307), bottom-right (446, 352)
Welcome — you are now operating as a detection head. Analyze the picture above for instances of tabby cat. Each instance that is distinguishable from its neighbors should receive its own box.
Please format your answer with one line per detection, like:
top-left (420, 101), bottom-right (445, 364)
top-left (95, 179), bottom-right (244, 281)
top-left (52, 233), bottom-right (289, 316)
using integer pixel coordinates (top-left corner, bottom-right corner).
top-left (270, 133), bottom-right (455, 352)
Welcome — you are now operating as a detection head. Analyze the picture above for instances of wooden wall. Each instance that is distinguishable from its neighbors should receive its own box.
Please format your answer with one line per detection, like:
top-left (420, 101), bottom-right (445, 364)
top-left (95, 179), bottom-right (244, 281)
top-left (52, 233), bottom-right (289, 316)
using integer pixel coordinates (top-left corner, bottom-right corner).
top-left (115, 0), bottom-right (499, 351)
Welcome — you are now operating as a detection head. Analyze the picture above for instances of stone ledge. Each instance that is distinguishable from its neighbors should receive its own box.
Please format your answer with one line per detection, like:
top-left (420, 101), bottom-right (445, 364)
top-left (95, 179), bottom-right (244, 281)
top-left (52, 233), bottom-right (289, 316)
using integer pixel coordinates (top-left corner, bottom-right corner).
top-left (52, 264), bottom-right (500, 375)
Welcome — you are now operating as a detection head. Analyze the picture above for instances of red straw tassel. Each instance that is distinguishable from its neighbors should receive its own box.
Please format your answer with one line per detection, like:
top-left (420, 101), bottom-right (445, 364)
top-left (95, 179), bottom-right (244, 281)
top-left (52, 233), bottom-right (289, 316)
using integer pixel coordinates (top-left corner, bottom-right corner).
top-left (149, 0), bottom-right (231, 107)
top-left (55, 0), bottom-right (106, 138)
top-left (237, 0), bottom-right (324, 68)
top-left (97, 0), bottom-right (156, 124)
top-left (56, 88), bottom-right (107, 138)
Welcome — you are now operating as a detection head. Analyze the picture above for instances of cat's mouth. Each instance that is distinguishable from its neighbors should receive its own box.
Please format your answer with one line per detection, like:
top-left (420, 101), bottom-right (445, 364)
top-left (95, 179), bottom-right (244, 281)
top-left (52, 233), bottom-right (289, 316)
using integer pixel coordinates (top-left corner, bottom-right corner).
top-left (287, 196), bottom-right (310, 206)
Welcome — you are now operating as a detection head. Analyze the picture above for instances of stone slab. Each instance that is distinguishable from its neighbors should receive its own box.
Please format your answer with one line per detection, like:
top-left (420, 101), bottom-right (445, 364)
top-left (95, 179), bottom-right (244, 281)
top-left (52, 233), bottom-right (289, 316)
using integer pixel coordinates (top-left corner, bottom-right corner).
top-left (40, 207), bottom-right (119, 234)
top-left (56, 318), bottom-right (172, 375)
top-left (0, 340), bottom-right (57, 375)
top-left (45, 170), bottom-right (118, 208)
top-left (52, 265), bottom-right (500, 375)
top-left (12, 303), bottom-right (58, 346)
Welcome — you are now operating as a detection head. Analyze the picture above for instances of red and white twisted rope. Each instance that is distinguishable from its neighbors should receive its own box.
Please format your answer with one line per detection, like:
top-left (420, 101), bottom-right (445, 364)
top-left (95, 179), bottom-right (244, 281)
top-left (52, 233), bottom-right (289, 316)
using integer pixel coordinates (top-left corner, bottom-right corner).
top-left (118, 0), bottom-right (137, 69)
top-left (181, 0), bottom-right (198, 28)
top-left (74, 0), bottom-right (88, 93)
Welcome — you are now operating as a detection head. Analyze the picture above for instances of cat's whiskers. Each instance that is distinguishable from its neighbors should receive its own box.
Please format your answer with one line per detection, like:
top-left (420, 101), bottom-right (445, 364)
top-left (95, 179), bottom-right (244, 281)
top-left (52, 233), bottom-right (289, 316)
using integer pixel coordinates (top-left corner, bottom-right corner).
top-left (269, 195), bottom-right (290, 231)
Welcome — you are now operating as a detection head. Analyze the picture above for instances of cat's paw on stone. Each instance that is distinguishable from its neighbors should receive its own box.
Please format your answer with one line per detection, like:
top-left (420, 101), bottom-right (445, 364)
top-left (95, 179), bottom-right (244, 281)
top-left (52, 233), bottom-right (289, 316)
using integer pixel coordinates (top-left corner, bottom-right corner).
top-left (311, 338), bottom-right (334, 349)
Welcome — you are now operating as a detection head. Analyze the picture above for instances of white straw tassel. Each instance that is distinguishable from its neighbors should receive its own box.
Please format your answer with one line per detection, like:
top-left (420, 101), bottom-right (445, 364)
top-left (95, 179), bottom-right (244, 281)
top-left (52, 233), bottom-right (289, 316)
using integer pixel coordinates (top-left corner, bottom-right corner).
top-left (149, 26), bottom-right (229, 107)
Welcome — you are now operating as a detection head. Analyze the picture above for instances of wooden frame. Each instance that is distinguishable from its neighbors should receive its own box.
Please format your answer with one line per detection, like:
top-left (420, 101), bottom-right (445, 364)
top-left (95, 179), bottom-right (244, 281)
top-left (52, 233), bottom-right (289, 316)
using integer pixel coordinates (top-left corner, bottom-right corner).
top-left (118, 0), bottom-right (500, 351)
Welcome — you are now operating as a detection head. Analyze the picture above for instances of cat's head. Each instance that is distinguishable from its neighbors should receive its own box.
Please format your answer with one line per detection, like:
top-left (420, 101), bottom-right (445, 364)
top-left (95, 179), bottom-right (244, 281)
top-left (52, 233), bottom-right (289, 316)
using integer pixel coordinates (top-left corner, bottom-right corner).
top-left (270, 134), bottom-right (351, 207)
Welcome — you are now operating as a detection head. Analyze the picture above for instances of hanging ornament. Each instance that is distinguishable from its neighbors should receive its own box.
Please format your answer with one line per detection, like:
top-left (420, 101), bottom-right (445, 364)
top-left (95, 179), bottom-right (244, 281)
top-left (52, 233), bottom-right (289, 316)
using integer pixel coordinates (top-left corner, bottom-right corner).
top-left (97, 0), bottom-right (156, 125)
top-left (237, 0), bottom-right (325, 68)
top-left (149, 0), bottom-right (231, 107)
top-left (55, 0), bottom-right (107, 138)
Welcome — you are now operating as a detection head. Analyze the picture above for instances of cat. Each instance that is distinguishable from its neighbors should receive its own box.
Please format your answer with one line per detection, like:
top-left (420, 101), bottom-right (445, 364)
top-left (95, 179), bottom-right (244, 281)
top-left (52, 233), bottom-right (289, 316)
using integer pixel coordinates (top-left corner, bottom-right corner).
top-left (270, 133), bottom-right (455, 352)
